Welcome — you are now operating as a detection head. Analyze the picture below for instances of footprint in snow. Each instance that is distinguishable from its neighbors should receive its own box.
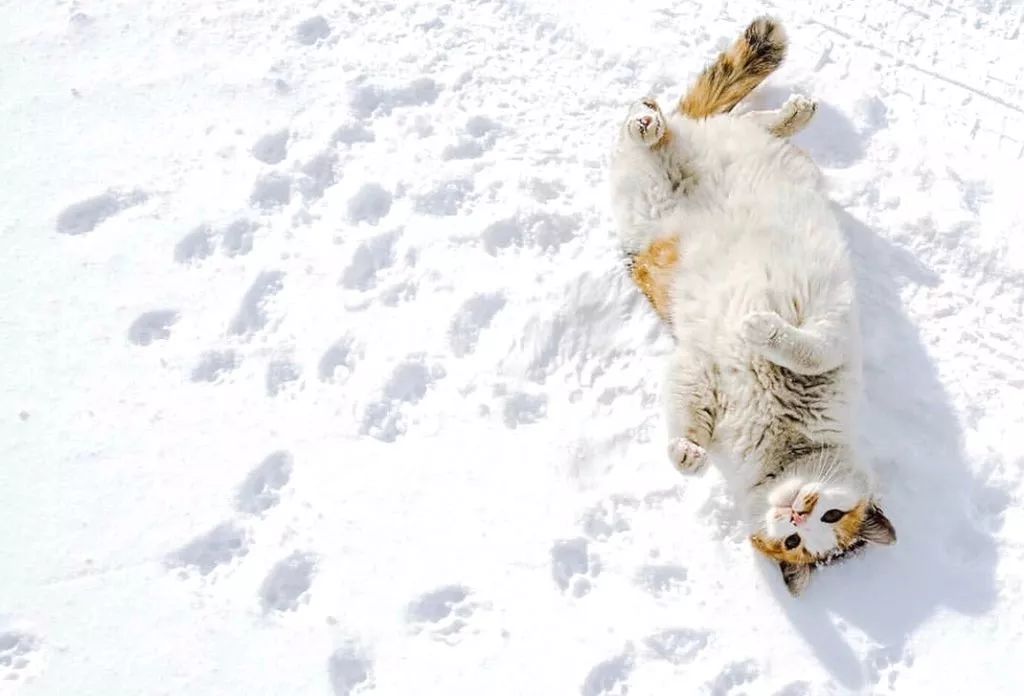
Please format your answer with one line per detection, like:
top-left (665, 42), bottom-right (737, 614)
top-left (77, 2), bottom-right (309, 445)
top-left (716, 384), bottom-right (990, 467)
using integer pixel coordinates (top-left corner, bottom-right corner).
top-left (327, 640), bottom-right (373, 696)
top-left (705, 660), bottom-right (760, 695)
top-left (319, 336), bottom-right (359, 383)
top-left (296, 16), bottom-right (331, 46)
top-left (643, 628), bottom-right (708, 665)
top-left (174, 225), bottom-right (216, 264)
top-left (229, 270), bottom-right (285, 336)
top-left (406, 585), bottom-right (481, 643)
top-left (581, 646), bottom-right (634, 696)
top-left (235, 450), bottom-right (292, 515)
top-left (251, 129), bottom-right (289, 164)
top-left (166, 521), bottom-right (250, 576)
top-left (260, 551), bottom-right (317, 612)
top-left (191, 349), bottom-right (239, 382)
top-left (128, 310), bottom-right (179, 346)
top-left (0, 630), bottom-right (41, 683)
top-left (550, 537), bottom-right (600, 598)
top-left (56, 189), bottom-right (147, 235)
top-left (449, 292), bottom-right (505, 357)
top-left (361, 357), bottom-right (444, 442)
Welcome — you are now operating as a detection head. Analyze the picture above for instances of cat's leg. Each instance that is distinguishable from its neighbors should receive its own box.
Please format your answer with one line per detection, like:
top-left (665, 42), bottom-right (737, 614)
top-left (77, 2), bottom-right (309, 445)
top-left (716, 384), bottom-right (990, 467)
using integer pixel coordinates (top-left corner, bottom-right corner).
top-left (742, 94), bottom-right (817, 138)
top-left (664, 347), bottom-right (718, 474)
top-left (741, 311), bottom-right (846, 374)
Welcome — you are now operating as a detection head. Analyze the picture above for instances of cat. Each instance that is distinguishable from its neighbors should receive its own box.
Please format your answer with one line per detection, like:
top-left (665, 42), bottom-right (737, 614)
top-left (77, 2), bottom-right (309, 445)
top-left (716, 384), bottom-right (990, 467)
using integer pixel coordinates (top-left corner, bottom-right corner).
top-left (609, 17), bottom-right (896, 595)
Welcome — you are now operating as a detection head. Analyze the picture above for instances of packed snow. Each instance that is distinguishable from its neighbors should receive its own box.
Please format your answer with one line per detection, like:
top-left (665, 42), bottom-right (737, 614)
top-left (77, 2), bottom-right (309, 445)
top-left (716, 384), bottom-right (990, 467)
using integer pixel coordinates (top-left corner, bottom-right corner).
top-left (2, 0), bottom-right (1023, 694)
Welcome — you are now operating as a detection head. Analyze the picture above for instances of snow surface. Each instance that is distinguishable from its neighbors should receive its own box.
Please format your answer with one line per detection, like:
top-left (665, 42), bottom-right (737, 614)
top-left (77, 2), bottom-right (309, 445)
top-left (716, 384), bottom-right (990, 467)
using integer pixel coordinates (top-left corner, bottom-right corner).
top-left (2, 0), bottom-right (1024, 694)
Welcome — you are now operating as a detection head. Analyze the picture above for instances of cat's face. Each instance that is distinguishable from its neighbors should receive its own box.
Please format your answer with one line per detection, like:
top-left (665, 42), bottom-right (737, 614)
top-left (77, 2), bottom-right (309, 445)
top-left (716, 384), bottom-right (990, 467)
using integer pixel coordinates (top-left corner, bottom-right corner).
top-left (750, 475), bottom-right (896, 595)
top-left (622, 97), bottom-right (667, 146)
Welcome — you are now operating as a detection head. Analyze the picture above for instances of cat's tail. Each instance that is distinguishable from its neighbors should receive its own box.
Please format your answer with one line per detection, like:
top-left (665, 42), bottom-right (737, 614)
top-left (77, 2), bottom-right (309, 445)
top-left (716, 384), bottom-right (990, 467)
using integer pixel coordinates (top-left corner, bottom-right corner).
top-left (678, 16), bottom-right (788, 119)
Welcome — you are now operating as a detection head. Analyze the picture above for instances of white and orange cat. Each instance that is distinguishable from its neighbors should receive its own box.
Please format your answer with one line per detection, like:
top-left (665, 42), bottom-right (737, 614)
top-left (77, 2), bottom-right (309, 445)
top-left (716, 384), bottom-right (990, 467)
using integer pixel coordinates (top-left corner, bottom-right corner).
top-left (610, 17), bottom-right (896, 595)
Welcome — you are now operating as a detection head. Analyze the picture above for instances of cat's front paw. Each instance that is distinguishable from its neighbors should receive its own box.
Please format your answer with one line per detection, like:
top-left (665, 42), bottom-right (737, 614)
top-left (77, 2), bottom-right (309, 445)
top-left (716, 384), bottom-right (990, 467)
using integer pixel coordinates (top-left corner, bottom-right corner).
top-left (667, 437), bottom-right (707, 474)
top-left (741, 311), bottom-right (784, 347)
top-left (625, 99), bottom-right (666, 147)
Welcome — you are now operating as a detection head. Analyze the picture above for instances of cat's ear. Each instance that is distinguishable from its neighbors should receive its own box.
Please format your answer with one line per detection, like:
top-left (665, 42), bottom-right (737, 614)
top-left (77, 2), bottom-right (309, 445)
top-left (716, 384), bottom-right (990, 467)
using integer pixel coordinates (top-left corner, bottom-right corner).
top-left (779, 561), bottom-right (812, 596)
top-left (859, 503), bottom-right (897, 545)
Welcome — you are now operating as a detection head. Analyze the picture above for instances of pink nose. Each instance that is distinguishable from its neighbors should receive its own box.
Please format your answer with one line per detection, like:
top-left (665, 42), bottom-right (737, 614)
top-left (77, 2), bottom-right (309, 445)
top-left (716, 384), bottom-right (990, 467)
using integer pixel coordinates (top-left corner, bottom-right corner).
top-left (790, 510), bottom-right (808, 526)
top-left (638, 116), bottom-right (652, 128)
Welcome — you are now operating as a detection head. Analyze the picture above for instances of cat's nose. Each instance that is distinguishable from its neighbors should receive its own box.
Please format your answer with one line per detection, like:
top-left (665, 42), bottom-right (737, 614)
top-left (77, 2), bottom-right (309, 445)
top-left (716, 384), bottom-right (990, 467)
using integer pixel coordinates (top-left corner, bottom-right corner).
top-left (790, 510), bottom-right (808, 526)
top-left (638, 115), bottom-right (653, 129)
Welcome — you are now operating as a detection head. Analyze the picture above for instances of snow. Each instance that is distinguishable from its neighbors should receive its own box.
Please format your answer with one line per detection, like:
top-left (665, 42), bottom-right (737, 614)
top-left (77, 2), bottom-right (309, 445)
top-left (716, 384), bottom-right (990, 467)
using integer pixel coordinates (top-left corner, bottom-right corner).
top-left (1, 0), bottom-right (1023, 694)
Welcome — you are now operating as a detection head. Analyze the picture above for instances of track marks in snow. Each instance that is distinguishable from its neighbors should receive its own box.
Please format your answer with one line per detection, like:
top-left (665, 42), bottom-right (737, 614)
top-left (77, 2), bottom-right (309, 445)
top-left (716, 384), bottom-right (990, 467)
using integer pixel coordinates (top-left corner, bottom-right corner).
top-left (319, 336), bottom-right (358, 382)
top-left (250, 173), bottom-right (292, 209)
top-left (251, 129), bottom-right (289, 164)
top-left (260, 551), bottom-right (317, 612)
top-left (167, 521), bottom-right (250, 575)
top-left (266, 359), bottom-right (301, 396)
top-left (128, 310), bottom-right (178, 346)
top-left (644, 628), bottom-right (708, 664)
top-left (347, 183), bottom-right (392, 225)
top-left (442, 115), bottom-right (501, 160)
top-left (350, 78), bottom-right (440, 118)
top-left (229, 270), bottom-right (284, 336)
top-left (0, 631), bottom-right (40, 683)
top-left (327, 641), bottom-right (373, 696)
top-left (482, 211), bottom-right (578, 254)
top-left (221, 219), bottom-right (255, 256)
top-left (450, 292), bottom-right (505, 356)
top-left (341, 230), bottom-right (399, 290)
top-left (191, 349), bottom-right (239, 382)
top-left (235, 450), bottom-right (292, 515)
top-left (415, 178), bottom-right (473, 215)
top-left (406, 585), bottom-right (480, 642)
top-left (635, 564), bottom-right (688, 596)
top-left (705, 660), bottom-right (760, 695)
top-left (502, 391), bottom-right (547, 428)
top-left (581, 646), bottom-right (634, 696)
top-left (56, 189), bottom-right (146, 235)
top-left (296, 16), bottom-right (331, 46)
top-left (361, 356), bottom-right (445, 442)
top-left (299, 150), bottom-right (339, 200)
top-left (174, 225), bottom-right (215, 264)
top-left (168, 451), bottom-right (293, 577)
top-left (551, 537), bottom-right (600, 597)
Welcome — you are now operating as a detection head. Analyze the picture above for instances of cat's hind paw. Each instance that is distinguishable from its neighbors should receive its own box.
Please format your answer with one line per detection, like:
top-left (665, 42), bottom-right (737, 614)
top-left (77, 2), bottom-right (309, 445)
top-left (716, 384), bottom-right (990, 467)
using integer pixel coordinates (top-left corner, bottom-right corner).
top-left (667, 437), bottom-right (707, 474)
top-left (778, 94), bottom-right (817, 134)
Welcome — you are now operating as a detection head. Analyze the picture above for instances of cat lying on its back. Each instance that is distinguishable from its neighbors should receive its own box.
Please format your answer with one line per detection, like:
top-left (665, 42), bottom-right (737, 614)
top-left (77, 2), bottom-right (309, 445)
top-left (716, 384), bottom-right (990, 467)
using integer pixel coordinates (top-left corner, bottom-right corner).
top-left (610, 17), bottom-right (896, 595)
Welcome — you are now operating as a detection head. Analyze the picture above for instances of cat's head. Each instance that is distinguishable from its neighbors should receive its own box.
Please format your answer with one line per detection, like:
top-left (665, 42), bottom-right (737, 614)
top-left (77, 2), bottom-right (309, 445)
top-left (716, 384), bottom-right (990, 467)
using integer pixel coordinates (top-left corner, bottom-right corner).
top-left (621, 97), bottom-right (667, 147)
top-left (749, 471), bottom-right (896, 596)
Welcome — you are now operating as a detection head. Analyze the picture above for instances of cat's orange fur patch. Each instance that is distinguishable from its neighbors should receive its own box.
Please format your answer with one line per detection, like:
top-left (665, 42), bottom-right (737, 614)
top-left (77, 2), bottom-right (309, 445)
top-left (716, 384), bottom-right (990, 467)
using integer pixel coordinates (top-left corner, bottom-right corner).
top-left (629, 235), bottom-right (679, 322)
top-left (679, 17), bottom-right (787, 119)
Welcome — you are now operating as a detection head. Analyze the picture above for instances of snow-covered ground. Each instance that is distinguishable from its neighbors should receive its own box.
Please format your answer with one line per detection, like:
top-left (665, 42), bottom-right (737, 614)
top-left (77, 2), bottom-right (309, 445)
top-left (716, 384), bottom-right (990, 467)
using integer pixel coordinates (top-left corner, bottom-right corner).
top-left (3, 0), bottom-right (1023, 693)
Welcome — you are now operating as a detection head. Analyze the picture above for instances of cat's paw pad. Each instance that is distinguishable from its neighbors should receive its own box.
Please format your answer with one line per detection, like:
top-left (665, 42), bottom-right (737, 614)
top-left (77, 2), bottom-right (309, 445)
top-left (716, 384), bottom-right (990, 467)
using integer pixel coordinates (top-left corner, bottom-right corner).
top-left (625, 101), bottom-right (665, 147)
top-left (667, 437), bottom-right (707, 474)
top-left (741, 311), bottom-right (784, 346)
top-left (780, 94), bottom-right (817, 129)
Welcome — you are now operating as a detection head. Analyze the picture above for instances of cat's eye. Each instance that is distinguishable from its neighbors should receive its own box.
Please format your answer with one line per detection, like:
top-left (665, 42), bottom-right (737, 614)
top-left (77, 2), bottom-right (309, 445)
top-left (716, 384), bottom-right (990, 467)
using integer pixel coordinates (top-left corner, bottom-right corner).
top-left (820, 509), bottom-right (845, 524)
top-left (642, 99), bottom-right (657, 109)
top-left (784, 533), bottom-right (801, 550)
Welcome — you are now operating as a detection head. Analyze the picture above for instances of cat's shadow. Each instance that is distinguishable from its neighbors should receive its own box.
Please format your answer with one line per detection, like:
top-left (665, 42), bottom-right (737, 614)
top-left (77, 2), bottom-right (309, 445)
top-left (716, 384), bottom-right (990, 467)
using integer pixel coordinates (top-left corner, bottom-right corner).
top-left (752, 205), bottom-right (1000, 689)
